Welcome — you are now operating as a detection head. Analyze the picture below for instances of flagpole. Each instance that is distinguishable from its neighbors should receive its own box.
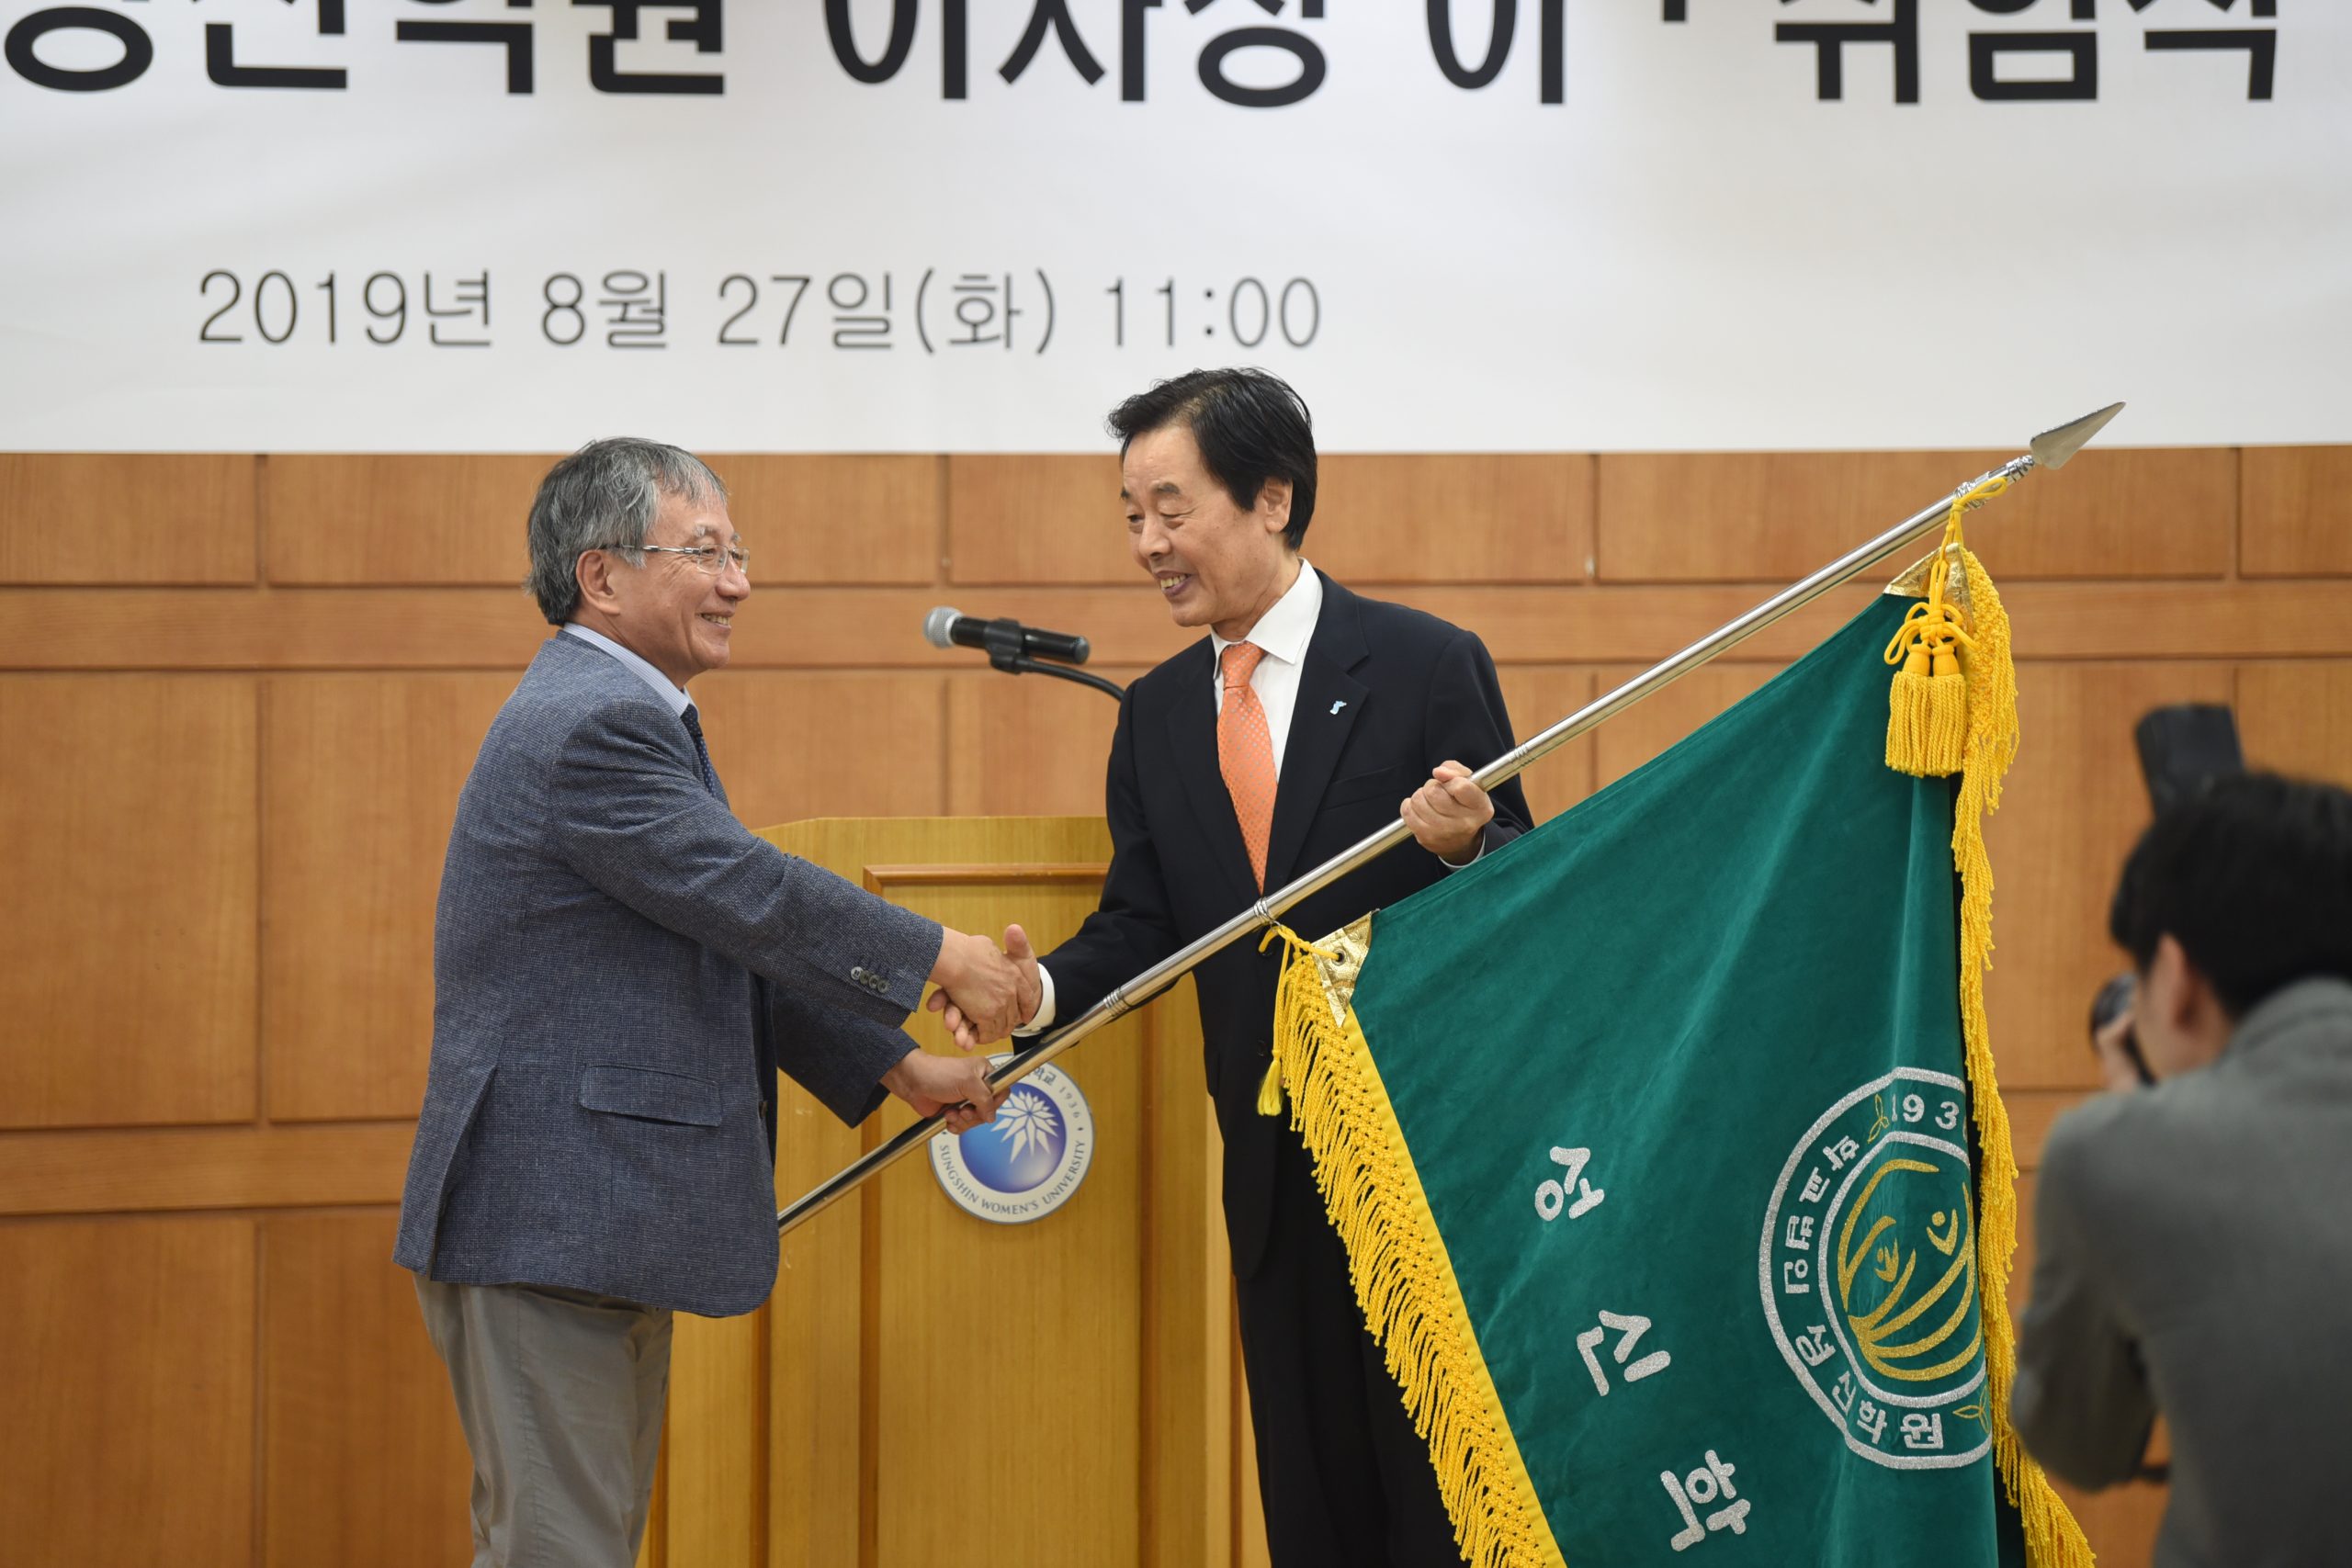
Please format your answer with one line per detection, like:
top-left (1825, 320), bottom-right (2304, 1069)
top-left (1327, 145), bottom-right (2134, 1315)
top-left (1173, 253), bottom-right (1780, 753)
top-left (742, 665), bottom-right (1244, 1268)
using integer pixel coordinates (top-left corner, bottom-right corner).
top-left (776, 403), bottom-right (2124, 1236)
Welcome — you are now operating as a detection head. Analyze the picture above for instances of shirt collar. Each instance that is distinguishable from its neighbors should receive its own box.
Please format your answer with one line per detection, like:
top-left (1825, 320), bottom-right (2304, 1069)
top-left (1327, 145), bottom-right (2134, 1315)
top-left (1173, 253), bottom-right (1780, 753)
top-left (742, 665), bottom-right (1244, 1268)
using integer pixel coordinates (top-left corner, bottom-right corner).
top-left (562, 623), bottom-right (692, 717)
top-left (1210, 558), bottom-right (1321, 668)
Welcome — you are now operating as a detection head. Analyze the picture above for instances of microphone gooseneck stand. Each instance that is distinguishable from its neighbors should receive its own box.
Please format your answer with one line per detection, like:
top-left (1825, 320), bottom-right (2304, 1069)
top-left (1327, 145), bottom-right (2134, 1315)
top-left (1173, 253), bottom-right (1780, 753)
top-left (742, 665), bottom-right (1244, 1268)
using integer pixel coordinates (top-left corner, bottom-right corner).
top-left (984, 630), bottom-right (1125, 702)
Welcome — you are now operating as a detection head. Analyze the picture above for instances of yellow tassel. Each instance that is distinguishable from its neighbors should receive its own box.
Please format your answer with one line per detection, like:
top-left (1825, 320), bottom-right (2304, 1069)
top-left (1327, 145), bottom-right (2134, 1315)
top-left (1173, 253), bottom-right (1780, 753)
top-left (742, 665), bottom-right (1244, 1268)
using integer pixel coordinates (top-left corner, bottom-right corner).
top-left (1885, 646), bottom-right (1968, 776)
top-left (1930, 552), bottom-right (2094, 1568)
top-left (1923, 649), bottom-right (1969, 769)
top-left (1263, 920), bottom-right (1566, 1568)
top-left (1885, 477), bottom-right (2004, 779)
top-left (1255, 1055), bottom-right (1283, 1116)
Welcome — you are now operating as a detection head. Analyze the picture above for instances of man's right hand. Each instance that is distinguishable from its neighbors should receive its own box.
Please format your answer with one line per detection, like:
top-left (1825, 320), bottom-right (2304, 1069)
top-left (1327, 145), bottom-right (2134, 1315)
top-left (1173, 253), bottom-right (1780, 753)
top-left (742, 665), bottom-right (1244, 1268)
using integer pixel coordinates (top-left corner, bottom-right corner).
top-left (932, 924), bottom-right (1040, 1049)
top-left (926, 926), bottom-right (1033, 1048)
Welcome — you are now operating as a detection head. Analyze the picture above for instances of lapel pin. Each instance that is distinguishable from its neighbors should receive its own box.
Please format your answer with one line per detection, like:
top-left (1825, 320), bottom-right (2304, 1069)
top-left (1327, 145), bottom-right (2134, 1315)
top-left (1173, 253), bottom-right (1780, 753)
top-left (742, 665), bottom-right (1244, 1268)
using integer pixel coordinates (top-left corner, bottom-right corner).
top-left (1330, 700), bottom-right (1348, 715)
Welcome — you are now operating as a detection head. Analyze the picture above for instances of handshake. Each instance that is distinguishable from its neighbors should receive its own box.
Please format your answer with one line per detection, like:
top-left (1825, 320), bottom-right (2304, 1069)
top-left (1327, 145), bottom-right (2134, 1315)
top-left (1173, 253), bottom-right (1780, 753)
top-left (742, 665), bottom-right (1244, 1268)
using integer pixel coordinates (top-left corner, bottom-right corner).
top-left (880, 924), bottom-right (1044, 1134)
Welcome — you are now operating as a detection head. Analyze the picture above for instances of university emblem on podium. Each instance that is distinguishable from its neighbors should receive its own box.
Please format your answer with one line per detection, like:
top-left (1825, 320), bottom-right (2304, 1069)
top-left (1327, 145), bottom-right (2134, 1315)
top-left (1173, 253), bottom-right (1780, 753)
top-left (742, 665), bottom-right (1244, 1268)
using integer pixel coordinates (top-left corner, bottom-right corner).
top-left (1758, 1067), bottom-right (1994, 1471)
top-left (930, 1056), bottom-right (1094, 1224)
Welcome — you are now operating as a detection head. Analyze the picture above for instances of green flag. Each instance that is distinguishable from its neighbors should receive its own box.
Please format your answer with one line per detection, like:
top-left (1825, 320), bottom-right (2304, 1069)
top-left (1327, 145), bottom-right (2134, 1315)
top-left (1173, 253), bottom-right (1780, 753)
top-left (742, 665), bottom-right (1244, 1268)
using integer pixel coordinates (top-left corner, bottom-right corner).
top-left (1265, 561), bottom-right (2091, 1568)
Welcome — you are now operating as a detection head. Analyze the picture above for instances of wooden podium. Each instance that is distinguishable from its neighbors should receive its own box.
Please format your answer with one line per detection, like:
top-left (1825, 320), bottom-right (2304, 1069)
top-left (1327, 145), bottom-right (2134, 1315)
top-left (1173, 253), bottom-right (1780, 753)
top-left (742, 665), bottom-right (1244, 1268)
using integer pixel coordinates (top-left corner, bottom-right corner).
top-left (639, 817), bottom-right (1271, 1568)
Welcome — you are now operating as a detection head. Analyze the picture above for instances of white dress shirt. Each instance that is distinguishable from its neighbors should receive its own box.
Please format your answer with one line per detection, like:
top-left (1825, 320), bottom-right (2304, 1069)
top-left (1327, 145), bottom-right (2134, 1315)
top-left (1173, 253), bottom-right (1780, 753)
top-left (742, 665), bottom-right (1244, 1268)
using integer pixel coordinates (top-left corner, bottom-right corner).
top-left (1208, 558), bottom-right (1323, 775)
top-left (563, 623), bottom-right (691, 717)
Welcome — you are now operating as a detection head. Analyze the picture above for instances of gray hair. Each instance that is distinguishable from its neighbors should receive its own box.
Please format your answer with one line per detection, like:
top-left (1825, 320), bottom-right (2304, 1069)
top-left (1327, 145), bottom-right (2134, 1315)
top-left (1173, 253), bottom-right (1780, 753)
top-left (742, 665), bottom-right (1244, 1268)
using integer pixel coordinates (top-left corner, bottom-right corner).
top-left (525, 437), bottom-right (729, 626)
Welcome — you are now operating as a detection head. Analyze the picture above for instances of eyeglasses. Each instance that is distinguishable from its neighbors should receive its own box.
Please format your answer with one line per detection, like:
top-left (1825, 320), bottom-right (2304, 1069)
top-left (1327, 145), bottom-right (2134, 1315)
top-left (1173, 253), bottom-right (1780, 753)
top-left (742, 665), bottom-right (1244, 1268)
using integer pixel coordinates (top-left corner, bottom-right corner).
top-left (592, 541), bottom-right (751, 577)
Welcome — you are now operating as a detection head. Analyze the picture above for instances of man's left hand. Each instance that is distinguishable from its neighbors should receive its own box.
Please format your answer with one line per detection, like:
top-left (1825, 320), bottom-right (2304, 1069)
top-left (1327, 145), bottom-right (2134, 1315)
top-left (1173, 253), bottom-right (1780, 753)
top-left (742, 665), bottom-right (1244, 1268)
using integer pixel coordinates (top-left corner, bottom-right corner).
top-left (1401, 760), bottom-right (1494, 863)
top-left (882, 1047), bottom-right (1007, 1134)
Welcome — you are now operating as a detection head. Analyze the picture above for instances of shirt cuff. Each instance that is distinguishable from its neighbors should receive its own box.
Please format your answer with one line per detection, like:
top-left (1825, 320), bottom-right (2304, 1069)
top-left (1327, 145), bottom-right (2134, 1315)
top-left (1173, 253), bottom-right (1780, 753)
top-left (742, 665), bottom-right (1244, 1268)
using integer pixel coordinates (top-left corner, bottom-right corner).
top-left (1012, 963), bottom-right (1057, 1036)
top-left (1440, 833), bottom-right (1488, 872)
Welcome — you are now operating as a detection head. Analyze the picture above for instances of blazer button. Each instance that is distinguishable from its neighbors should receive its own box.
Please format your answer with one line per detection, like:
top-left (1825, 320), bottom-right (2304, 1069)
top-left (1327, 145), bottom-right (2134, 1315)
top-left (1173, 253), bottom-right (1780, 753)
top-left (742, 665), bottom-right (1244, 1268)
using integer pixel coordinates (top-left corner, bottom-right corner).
top-left (852, 965), bottom-right (875, 987)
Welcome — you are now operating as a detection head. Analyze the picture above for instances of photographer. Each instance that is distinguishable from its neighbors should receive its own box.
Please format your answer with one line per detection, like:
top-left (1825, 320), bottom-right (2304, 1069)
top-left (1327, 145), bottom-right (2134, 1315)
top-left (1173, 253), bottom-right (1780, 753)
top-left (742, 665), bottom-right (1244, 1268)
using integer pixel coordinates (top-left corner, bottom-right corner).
top-left (2013, 773), bottom-right (2352, 1568)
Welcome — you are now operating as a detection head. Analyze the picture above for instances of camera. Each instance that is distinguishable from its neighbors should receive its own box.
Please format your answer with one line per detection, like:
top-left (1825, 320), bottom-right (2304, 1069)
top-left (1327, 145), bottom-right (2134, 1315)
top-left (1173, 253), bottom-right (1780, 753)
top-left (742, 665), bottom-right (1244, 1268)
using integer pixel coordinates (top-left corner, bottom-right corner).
top-left (2088, 705), bottom-right (2244, 1087)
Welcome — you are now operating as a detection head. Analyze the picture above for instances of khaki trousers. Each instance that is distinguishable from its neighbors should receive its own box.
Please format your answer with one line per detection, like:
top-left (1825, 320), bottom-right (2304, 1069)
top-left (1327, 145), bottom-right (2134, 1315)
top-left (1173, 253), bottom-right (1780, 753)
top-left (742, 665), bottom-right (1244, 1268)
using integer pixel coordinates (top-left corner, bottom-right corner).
top-left (414, 1275), bottom-right (673, 1568)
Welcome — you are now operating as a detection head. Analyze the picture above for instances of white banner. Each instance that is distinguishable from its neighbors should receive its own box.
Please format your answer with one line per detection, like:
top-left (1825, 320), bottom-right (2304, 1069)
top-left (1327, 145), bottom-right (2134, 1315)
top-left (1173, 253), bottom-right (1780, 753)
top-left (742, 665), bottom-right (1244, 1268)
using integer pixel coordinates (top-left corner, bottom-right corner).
top-left (1, 2), bottom-right (2345, 453)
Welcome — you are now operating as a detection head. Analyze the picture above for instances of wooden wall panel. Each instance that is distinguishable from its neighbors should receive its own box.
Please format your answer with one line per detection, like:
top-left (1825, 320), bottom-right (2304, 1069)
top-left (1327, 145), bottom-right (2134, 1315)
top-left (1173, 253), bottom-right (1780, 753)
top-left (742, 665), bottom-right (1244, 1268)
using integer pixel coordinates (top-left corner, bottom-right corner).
top-left (262, 1211), bottom-right (472, 1568)
top-left (11, 579), bottom-right (2352, 673)
top-left (1596, 448), bottom-right (2234, 582)
top-left (0, 585), bottom-right (553, 671)
top-left (266, 454), bottom-right (939, 587)
top-left (2236, 661), bottom-right (2352, 784)
top-left (947, 454), bottom-right (1126, 584)
top-left (1983, 662), bottom-right (2235, 1091)
top-left (943, 666), bottom-right (1140, 818)
top-left (2241, 446), bottom-right (2352, 578)
top-left (0, 453), bottom-right (256, 584)
top-left (266, 454), bottom-right (552, 584)
top-left (2, 1215), bottom-right (257, 1565)
top-left (0, 674), bottom-right (258, 1128)
top-left (265, 673), bottom-right (515, 1122)
top-left (1398, 581), bottom-right (1875, 668)
top-left (711, 454), bottom-right (942, 585)
top-left (1994, 580), bottom-right (2352, 660)
top-left (946, 454), bottom-right (1594, 588)
top-left (695, 671), bottom-right (949, 826)
top-left (1307, 454), bottom-right (1592, 584)
top-left (0, 1123), bottom-right (410, 1215)
top-left (1496, 666), bottom-right (1595, 825)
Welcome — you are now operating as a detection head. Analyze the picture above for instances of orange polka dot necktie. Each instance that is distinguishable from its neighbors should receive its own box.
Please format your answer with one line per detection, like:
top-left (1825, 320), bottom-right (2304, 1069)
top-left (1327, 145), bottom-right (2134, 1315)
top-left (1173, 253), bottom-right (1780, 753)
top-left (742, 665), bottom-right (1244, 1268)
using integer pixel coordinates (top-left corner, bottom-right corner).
top-left (1218, 642), bottom-right (1276, 890)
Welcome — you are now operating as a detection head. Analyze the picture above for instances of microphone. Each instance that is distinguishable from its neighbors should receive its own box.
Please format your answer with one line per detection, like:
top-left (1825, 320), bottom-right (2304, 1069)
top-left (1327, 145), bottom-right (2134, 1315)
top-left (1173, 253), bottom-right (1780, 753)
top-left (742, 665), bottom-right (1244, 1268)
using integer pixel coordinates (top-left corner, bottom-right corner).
top-left (923, 607), bottom-right (1092, 667)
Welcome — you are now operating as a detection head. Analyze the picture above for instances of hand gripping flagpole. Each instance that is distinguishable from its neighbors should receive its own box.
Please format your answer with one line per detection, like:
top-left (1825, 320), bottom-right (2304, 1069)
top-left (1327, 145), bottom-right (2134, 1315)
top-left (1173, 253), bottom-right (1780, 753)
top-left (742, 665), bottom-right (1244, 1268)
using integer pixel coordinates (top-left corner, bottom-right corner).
top-left (777, 402), bottom-right (2125, 1237)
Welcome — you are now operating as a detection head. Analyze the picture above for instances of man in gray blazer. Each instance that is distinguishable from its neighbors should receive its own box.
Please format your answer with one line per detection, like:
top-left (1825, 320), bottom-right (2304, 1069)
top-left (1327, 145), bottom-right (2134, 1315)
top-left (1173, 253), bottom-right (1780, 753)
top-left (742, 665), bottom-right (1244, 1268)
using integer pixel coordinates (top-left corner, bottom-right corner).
top-left (2013, 773), bottom-right (2352, 1568)
top-left (394, 438), bottom-right (1031, 1568)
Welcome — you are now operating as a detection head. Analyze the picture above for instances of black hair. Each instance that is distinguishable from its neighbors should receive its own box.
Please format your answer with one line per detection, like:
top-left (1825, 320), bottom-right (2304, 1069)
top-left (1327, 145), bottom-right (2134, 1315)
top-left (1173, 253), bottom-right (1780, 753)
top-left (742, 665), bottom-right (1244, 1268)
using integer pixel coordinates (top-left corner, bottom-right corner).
top-left (2108, 771), bottom-right (2352, 1018)
top-left (1106, 367), bottom-right (1317, 550)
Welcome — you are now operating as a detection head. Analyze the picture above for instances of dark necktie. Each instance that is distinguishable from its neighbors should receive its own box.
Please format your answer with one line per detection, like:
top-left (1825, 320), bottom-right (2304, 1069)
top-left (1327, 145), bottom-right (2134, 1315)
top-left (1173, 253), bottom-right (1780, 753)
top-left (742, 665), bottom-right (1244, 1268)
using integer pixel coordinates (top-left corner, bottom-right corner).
top-left (679, 704), bottom-right (719, 796)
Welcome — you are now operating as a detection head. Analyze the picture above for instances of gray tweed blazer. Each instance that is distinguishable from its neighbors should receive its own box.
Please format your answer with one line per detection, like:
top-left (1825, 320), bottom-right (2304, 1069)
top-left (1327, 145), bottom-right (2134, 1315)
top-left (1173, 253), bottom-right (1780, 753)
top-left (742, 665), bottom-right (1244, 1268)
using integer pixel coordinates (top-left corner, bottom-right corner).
top-left (393, 633), bottom-right (941, 1315)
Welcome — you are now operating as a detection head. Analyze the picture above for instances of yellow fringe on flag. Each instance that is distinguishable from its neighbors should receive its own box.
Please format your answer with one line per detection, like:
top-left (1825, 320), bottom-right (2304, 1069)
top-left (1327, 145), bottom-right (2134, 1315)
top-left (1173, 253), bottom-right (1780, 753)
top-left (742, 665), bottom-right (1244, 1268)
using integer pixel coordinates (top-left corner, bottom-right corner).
top-left (1254, 540), bottom-right (2092, 1568)
top-left (1917, 550), bottom-right (2097, 1568)
top-left (1266, 920), bottom-right (1568, 1568)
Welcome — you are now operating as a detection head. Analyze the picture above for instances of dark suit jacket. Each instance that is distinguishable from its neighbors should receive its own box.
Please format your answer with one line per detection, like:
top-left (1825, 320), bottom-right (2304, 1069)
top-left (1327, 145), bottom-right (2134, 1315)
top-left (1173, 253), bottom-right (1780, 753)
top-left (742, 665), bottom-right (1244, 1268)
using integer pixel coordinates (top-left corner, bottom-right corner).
top-left (393, 634), bottom-right (942, 1316)
top-left (1042, 572), bottom-right (1532, 1277)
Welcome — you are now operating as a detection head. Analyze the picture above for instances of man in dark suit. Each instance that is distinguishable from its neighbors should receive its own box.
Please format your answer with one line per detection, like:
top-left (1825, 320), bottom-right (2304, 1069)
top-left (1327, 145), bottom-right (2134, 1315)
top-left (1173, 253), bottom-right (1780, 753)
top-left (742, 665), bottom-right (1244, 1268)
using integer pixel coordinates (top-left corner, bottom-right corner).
top-left (981, 369), bottom-right (1533, 1565)
top-left (394, 437), bottom-right (1023, 1568)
